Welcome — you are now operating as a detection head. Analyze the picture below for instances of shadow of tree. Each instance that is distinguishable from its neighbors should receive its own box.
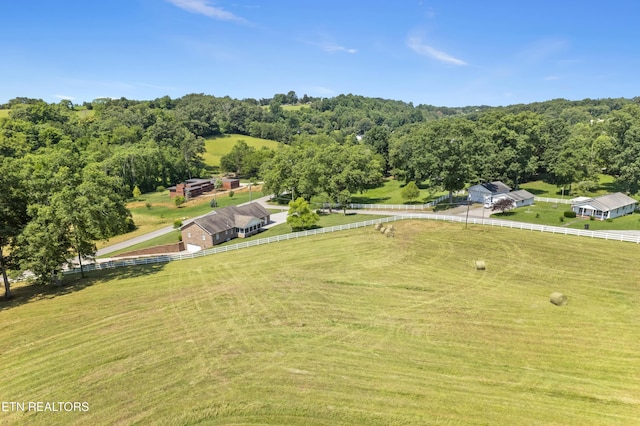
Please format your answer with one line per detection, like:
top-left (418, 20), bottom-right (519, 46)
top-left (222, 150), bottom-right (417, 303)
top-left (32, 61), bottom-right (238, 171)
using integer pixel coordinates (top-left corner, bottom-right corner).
top-left (523, 188), bottom-right (546, 195)
top-left (1, 263), bottom-right (166, 311)
top-left (350, 195), bottom-right (391, 204)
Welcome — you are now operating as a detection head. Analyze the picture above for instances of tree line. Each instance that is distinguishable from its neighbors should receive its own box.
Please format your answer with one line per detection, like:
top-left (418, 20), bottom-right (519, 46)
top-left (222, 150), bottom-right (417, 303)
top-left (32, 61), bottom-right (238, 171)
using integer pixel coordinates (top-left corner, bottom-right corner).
top-left (2, 92), bottom-right (640, 294)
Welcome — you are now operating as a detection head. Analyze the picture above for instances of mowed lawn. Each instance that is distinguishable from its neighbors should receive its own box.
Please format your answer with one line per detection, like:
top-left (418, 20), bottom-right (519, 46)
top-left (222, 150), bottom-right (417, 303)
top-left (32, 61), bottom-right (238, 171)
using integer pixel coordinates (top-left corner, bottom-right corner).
top-left (2, 221), bottom-right (640, 424)
top-left (203, 134), bottom-right (280, 167)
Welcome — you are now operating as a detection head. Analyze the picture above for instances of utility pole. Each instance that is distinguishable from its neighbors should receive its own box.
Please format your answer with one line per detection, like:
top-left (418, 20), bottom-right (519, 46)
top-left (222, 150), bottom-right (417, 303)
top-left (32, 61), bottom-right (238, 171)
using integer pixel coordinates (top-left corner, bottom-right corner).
top-left (465, 195), bottom-right (471, 229)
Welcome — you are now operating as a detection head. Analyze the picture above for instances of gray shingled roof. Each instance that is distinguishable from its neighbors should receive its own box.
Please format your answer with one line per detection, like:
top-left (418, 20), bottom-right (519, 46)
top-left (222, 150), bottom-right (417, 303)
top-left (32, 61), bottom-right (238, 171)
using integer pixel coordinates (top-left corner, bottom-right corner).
top-left (481, 181), bottom-right (511, 193)
top-left (505, 189), bottom-right (535, 202)
top-left (572, 192), bottom-right (637, 211)
top-left (186, 203), bottom-right (270, 235)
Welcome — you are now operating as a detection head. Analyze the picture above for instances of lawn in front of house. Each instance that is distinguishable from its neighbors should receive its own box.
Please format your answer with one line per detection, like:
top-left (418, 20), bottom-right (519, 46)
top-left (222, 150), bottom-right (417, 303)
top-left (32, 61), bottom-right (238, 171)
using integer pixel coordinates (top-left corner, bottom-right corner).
top-left (490, 201), bottom-right (640, 230)
top-left (109, 212), bottom-right (391, 256)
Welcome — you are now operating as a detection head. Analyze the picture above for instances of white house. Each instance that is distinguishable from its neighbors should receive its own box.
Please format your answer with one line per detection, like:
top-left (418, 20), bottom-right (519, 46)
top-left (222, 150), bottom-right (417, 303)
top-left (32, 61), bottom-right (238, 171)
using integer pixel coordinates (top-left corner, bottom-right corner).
top-left (571, 192), bottom-right (637, 220)
top-left (500, 189), bottom-right (535, 208)
top-left (468, 181), bottom-right (512, 204)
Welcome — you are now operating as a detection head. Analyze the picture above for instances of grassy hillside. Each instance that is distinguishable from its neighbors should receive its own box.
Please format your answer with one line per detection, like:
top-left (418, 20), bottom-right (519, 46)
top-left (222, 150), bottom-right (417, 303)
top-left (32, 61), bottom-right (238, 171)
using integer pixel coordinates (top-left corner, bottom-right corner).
top-left (203, 134), bottom-right (280, 167)
top-left (0, 109), bottom-right (10, 118)
top-left (2, 222), bottom-right (639, 424)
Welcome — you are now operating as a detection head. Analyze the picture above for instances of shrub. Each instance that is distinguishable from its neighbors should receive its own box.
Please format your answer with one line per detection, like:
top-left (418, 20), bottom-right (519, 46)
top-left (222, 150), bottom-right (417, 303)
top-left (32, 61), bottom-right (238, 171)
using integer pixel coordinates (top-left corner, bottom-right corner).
top-left (174, 195), bottom-right (185, 207)
top-left (589, 215), bottom-right (595, 221)
top-left (173, 219), bottom-right (183, 229)
top-left (156, 185), bottom-right (166, 192)
top-left (535, 213), bottom-right (540, 219)
top-left (210, 198), bottom-right (218, 208)
top-left (178, 234), bottom-right (183, 242)
top-left (563, 211), bottom-right (577, 218)
top-left (559, 216), bottom-right (564, 222)
top-left (132, 185), bottom-right (142, 200)
top-left (228, 190), bottom-right (235, 198)
top-left (145, 202), bottom-right (152, 210)
top-left (606, 218), bottom-right (613, 222)
top-left (125, 217), bottom-right (136, 232)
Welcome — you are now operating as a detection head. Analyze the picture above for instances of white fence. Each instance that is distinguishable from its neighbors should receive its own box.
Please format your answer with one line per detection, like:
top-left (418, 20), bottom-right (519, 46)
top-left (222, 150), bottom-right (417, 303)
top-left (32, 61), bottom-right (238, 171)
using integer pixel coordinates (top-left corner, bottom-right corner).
top-left (320, 193), bottom-right (462, 211)
top-left (533, 197), bottom-right (573, 205)
top-left (65, 213), bottom-right (640, 276)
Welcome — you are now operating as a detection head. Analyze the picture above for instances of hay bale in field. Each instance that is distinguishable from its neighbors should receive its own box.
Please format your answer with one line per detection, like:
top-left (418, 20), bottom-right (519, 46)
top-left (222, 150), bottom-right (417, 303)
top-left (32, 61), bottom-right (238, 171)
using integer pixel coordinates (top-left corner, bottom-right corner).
top-left (386, 230), bottom-right (395, 238)
top-left (388, 224), bottom-right (395, 231)
top-left (475, 260), bottom-right (486, 270)
top-left (379, 226), bottom-right (387, 234)
top-left (550, 292), bottom-right (568, 306)
top-left (374, 223), bottom-right (382, 231)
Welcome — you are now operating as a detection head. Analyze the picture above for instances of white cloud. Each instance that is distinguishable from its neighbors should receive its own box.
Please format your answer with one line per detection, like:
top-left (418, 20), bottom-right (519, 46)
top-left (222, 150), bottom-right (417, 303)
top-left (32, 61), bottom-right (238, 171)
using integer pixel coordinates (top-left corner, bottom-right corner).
top-left (54, 94), bottom-right (75, 100)
top-left (166, 0), bottom-right (247, 24)
top-left (308, 86), bottom-right (336, 96)
top-left (407, 36), bottom-right (466, 66)
top-left (321, 43), bottom-right (357, 54)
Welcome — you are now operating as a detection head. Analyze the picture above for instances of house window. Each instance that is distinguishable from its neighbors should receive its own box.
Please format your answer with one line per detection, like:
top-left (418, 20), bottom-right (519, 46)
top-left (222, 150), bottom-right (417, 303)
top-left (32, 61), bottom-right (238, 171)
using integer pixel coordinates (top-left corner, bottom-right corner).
top-left (202, 234), bottom-right (206, 241)
top-left (188, 232), bottom-right (191, 238)
top-left (216, 234), bottom-right (219, 240)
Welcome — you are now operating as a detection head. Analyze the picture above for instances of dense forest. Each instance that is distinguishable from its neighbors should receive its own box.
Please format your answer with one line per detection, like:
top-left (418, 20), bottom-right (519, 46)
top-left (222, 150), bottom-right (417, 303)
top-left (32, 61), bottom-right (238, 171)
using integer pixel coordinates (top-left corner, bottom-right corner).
top-left (2, 92), bottom-right (640, 290)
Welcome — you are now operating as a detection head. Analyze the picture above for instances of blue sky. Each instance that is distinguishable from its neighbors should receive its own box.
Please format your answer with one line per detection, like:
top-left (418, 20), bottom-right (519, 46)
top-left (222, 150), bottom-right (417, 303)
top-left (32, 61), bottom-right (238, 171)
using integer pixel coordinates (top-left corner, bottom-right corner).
top-left (2, 0), bottom-right (640, 107)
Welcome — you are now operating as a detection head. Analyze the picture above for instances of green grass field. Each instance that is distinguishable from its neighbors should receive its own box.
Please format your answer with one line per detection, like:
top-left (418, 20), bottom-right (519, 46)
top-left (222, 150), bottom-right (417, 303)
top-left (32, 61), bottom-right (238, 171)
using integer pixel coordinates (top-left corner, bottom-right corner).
top-left (203, 134), bottom-right (280, 167)
top-left (2, 221), bottom-right (639, 424)
top-left (351, 179), bottom-right (446, 205)
top-left (0, 109), bottom-right (10, 118)
top-left (491, 202), bottom-right (640, 230)
top-left (520, 174), bottom-right (628, 198)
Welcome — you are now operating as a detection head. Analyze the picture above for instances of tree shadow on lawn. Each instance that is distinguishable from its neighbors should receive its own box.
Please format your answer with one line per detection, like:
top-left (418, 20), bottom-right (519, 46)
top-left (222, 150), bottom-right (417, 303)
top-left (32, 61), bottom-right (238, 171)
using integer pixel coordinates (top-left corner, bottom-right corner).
top-left (600, 180), bottom-right (627, 194)
top-left (350, 195), bottom-right (391, 204)
top-left (521, 187), bottom-right (546, 195)
top-left (1, 263), bottom-right (166, 311)
top-left (493, 211), bottom-right (516, 217)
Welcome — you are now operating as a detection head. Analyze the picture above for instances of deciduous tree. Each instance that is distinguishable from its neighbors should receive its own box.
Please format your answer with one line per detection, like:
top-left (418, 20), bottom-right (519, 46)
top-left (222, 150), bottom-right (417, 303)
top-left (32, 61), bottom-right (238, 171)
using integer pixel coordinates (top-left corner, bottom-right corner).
top-left (400, 181), bottom-right (420, 203)
top-left (287, 197), bottom-right (319, 231)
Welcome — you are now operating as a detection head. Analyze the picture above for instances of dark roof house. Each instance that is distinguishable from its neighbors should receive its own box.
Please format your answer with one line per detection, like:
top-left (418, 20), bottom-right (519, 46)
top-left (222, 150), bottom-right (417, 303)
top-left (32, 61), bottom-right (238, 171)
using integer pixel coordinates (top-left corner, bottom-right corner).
top-left (181, 204), bottom-right (271, 252)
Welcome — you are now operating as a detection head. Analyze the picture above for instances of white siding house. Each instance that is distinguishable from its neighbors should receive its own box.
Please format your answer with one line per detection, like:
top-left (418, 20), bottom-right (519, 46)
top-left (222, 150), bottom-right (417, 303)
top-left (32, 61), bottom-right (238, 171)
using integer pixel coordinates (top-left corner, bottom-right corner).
top-left (571, 193), bottom-right (637, 220)
top-left (468, 181), bottom-right (512, 204)
top-left (492, 189), bottom-right (535, 208)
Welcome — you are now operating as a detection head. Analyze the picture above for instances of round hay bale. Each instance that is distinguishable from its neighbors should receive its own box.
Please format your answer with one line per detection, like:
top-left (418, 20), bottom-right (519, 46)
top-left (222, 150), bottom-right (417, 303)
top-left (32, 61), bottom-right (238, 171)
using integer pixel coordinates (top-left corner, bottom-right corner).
top-left (388, 224), bottom-right (395, 231)
top-left (379, 226), bottom-right (387, 233)
top-left (386, 230), bottom-right (395, 238)
top-left (550, 292), bottom-right (568, 306)
top-left (374, 223), bottom-right (382, 231)
top-left (475, 260), bottom-right (486, 270)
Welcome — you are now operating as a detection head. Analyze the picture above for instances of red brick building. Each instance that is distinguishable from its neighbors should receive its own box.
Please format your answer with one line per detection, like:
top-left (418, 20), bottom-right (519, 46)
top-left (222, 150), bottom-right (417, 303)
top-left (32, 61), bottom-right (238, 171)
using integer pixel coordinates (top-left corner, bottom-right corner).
top-left (181, 203), bottom-right (271, 252)
top-left (222, 178), bottom-right (240, 190)
top-left (168, 178), bottom-right (215, 199)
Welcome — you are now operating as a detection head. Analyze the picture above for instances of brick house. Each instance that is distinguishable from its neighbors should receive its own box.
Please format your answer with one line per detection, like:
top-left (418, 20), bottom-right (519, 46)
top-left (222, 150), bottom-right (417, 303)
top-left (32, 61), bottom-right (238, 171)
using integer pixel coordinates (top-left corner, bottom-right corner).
top-left (181, 203), bottom-right (271, 252)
